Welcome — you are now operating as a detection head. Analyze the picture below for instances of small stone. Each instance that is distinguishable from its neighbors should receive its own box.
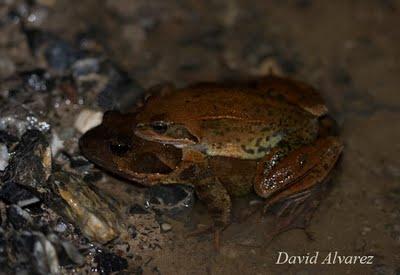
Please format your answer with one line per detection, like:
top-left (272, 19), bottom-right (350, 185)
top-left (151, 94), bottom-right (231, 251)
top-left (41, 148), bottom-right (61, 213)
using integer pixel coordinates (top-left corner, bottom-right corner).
top-left (160, 223), bottom-right (172, 233)
top-left (0, 144), bottom-right (9, 171)
top-left (54, 221), bottom-right (68, 233)
top-left (249, 199), bottom-right (262, 206)
top-left (25, 6), bottom-right (49, 27)
top-left (72, 57), bottom-right (100, 78)
top-left (253, 57), bottom-right (284, 76)
top-left (50, 132), bottom-right (64, 156)
top-left (74, 109), bottom-right (103, 134)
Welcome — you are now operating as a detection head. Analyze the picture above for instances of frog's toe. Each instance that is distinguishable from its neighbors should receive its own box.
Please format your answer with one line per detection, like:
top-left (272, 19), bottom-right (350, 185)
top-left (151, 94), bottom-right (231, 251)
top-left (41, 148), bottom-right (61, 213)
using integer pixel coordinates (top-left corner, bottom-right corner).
top-left (187, 226), bottom-right (224, 251)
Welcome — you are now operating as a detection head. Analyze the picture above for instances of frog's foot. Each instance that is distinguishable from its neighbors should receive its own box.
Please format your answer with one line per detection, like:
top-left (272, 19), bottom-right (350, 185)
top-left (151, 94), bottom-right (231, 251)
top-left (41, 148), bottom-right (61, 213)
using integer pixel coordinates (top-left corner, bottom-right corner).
top-left (254, 136), bottom-right (343, 203)
top-left (187, 226), bottom-right (224, 251)
top-left (264, 189), bottom-right (311, 215)
top-left (192, 178), bottom-right (232, 250)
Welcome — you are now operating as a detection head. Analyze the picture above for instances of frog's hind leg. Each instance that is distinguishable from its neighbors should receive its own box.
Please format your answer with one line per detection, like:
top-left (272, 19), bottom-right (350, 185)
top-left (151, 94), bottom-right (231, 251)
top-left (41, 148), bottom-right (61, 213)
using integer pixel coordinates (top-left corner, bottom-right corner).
top-left (253, 75), bottom-right (328, 117)
top-left (254, 136), bottom-right (343, 211)
top-left (189, 178), bottom-right (232, 250)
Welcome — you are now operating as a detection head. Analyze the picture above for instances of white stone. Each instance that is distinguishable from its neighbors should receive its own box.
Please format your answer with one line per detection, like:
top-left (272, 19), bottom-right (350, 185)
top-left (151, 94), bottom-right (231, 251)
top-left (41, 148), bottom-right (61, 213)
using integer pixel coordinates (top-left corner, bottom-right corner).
top-left (74, 109), bottom-right (103, 134)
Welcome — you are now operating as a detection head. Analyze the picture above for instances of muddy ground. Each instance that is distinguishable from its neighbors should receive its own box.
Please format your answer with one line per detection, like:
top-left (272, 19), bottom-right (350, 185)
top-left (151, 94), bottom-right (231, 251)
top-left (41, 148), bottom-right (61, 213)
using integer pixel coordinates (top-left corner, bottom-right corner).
top-left (1, 0), bottom-right (399, 274)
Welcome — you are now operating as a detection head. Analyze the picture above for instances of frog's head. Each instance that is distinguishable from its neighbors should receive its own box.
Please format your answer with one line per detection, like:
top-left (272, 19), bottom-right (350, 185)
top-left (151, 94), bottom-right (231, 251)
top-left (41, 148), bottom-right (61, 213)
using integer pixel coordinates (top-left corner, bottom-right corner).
top-left (79, 110), bottom-right (182, 182)
top-left (134, 92), bottom-right (201, 148)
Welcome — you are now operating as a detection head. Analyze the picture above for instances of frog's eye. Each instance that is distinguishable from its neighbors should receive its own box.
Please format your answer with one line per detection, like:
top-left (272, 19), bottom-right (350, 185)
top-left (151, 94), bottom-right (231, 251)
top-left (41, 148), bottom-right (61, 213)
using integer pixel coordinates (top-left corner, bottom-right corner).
top-left (109, 139), bottom-right (131, 156)
top-left (150, 121), bottom-right (168, 134)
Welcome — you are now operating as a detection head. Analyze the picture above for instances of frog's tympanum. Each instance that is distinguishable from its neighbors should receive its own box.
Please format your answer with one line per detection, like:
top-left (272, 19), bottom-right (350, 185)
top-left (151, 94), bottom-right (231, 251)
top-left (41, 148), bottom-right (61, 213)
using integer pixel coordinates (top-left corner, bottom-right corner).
top-left (80, 75), bottom-right (343, 247)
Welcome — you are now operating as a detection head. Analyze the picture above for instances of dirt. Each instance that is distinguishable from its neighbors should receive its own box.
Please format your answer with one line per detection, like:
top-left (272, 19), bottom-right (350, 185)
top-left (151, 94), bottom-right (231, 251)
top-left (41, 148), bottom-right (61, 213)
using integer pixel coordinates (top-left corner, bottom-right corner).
top-left (3, 0), bottom-right (400, 274)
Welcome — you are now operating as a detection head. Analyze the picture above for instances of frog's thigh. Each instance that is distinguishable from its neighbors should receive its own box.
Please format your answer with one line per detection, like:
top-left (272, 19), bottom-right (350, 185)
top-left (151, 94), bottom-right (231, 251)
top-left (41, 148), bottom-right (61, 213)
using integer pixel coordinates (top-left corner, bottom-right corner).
top-left (254, 136), bottom-right (343, 202)
top-left (256, 76), bottom-right (328, 116)
top-left (195, 179), bottom-right (232, 228)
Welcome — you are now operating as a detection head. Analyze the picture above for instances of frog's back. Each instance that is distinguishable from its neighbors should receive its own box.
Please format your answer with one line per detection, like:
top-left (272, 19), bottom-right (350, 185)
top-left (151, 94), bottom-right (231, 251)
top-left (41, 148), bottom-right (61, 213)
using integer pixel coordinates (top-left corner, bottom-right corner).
top-left (181, 88), bottom-right (318, 159)
top-left (137, 85), bottom-right (319, 160)
top-left (143, 86), bottom-right (313, 124)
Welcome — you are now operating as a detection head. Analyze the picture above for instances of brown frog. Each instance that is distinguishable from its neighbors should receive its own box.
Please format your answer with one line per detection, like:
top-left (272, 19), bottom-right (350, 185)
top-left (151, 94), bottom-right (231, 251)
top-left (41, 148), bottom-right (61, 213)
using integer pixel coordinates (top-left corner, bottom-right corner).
top-left (80, 75), bottom-right (343, 247)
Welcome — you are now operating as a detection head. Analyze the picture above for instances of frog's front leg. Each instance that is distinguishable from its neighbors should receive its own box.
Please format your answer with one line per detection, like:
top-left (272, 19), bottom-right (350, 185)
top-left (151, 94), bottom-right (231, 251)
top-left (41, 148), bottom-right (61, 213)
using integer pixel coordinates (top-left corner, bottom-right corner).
top-left (178, 150), bottom-right (232, 249)
top-left (254, 136), bottom-right (343, 211)
top-left (192, 177), bottom-right (231, 249)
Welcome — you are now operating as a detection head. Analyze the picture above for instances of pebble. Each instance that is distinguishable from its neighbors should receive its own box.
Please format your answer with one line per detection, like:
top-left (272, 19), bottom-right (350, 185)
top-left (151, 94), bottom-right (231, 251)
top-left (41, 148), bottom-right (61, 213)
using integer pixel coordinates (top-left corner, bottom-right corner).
top-left (361, 226), bottom-right (372, 236)
top-left (160, 223), bottom-right (172, 233)
top-left (74, 109), bottom-right (103, 134)
top-left (54, 221), bottom-right (68, 233)
top-left (0, 144), bottom-right (9, 171)
top-left (249, 199), bottom-right (262, 206)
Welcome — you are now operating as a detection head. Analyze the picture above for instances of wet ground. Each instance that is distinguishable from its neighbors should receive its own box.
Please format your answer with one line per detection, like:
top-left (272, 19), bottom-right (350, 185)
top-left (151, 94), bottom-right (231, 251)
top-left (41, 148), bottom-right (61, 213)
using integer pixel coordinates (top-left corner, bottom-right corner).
top-left (0, 0), bottom-right (399, 274)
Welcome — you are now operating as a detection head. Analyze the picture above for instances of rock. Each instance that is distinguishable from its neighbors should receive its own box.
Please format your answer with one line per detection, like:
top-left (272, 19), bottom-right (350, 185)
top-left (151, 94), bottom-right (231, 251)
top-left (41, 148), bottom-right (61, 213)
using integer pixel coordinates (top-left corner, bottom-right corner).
top-left (94, 249), bottom-right (128, 274)
top-left (144, 185), bottom-right (195, 217)
top-left (95, 62), bottom-right (145, 111)
top-left (47, 233), bottom-right (85, 266)
top-left (1, 130), bottom-right (52, 193)
top-left (0, 105), bottom-right (51, 138)
top-left (74, 109), bottom-right (103, 134)
top-left (10, 231), bottom-right (60, 275)
top-left (6, 205), bottom-right (33, 230)
top-left (0, 181), bottom-right (39, 206)
top-left (50, 172), bottom-right (121, 244)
